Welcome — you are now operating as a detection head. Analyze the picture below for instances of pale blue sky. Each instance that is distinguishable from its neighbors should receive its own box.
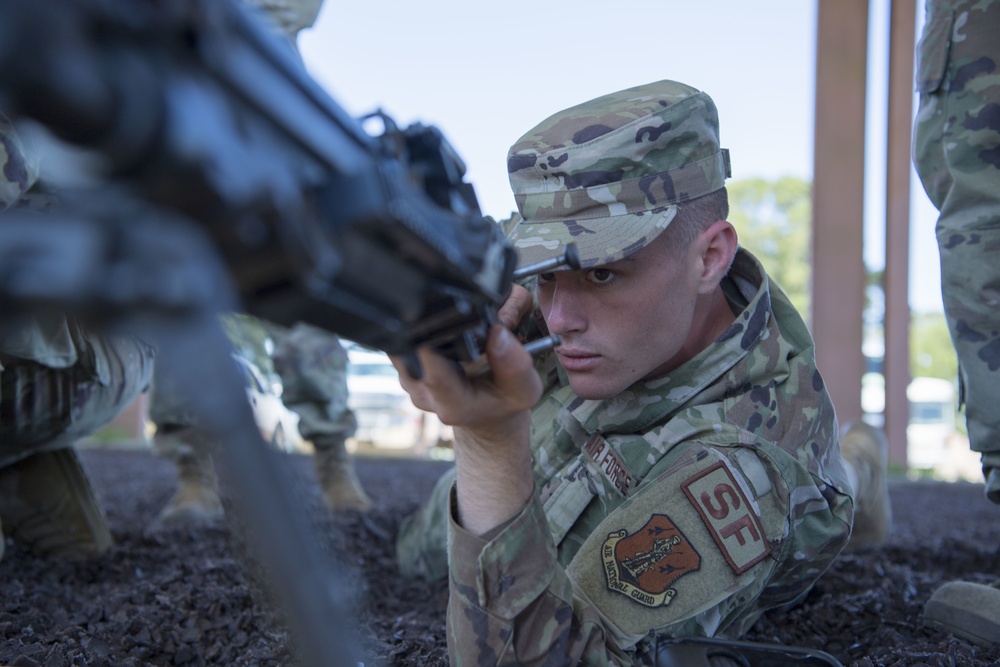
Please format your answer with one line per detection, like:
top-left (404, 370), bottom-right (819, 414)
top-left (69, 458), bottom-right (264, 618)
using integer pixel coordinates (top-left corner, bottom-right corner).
top-left (299, 0), bottom-right (943, 313)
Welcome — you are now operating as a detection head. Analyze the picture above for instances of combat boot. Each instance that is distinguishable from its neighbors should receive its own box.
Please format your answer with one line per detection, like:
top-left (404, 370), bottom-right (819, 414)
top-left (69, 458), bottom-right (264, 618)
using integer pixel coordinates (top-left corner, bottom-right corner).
top-left (157, 450), bottom-right (224, 526)
top-left (0, 448), bottom-right (112, 558)
top-left (840, 421), bottom-right (892, 551)
top-left (923, 580), bottom-right (1000, 646)
top-left (313, 439), bottom-right (371, 511)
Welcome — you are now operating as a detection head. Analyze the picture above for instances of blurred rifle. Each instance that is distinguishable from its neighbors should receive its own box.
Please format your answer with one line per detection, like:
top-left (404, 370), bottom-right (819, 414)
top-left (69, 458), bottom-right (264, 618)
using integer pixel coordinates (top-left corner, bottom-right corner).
top-left (0, 0), bottom-right (574, 665)
top-left (0, 0), bottom-right (574, 371)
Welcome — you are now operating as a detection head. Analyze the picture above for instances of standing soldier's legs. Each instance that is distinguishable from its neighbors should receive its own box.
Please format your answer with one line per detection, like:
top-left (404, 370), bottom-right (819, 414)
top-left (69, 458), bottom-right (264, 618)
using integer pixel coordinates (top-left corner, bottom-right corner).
top-left (839, 422), bottom-right (892, 552)
top-left (270, 322), bottom-right (371, 511)
top-left (913, 0), bottom-right (1000, 646)
top-left (0, 333), bottom-right (154, 558)
top-left (148, 367), bottom-right (224, 525)
top-left (296, 404), bottom-right (370, 511)
top-left (151, 426), bottom-right (224, 525)
top-left (914, 0), bottom-right (1000, 502)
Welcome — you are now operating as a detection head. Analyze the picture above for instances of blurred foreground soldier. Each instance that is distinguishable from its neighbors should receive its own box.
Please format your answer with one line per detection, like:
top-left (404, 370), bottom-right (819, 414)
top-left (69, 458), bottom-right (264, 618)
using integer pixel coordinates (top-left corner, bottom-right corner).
top-left (0, 117), bottom-right (155, 561)
top-left (393, 80), bottom-right (889, 664)
top-left (913, 0), bottom-right (1000, 647)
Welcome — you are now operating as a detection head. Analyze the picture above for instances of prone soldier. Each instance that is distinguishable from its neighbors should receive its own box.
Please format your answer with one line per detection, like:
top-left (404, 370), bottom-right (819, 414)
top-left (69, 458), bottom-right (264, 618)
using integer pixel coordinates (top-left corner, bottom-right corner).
top-left (393, 79), bottom-right (890, 664)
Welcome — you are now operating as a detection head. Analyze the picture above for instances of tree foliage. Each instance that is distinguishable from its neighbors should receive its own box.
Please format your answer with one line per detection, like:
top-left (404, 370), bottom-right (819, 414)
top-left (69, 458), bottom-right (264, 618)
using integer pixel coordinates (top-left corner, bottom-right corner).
top-left (726, 177), bottom-right (960, 408)
top-left (221, 313), bottom-right (274, 376)
top-left (910, 311), bottom-right (958, 381)
top-left (727, 177), bottom-right (812, 321)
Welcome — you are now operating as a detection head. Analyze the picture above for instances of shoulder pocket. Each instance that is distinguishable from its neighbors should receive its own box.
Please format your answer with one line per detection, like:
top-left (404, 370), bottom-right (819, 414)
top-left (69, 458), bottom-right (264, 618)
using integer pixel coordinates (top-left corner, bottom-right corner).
top-left (915, 9), bottom-right (954, 94)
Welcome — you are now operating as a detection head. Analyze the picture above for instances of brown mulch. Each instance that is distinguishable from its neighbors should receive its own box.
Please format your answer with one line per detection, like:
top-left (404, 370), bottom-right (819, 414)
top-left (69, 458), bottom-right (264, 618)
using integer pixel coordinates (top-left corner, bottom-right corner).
top-left (1, 446), bottom-right (998, 666)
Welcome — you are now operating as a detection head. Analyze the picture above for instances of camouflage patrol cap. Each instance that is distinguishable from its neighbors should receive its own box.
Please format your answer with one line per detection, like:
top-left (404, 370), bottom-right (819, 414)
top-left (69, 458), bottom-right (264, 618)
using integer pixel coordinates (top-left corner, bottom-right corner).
top-left (507, 80), bottom-right (731, 269)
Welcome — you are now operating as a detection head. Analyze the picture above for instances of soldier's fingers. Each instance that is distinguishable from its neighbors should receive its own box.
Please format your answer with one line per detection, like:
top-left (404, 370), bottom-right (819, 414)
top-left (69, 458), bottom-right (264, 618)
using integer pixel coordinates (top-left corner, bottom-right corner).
top-left (484, 325), bottom-right (542, 411)
top-left (497, 284), bottom-right (534, 331)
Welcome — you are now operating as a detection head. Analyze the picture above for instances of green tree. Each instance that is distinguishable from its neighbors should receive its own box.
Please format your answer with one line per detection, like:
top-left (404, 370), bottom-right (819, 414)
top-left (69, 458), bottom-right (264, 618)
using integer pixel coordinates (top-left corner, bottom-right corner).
top-left (727, 177), bottom-right (812, 320)
top-left (221, 313), bottom-right (274, 376)
top-left (910, 311), bottom-right (958, 381)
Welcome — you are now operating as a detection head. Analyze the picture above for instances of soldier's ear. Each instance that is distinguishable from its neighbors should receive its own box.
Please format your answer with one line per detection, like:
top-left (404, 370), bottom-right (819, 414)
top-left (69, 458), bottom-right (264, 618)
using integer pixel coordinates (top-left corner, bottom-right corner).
top-left (696, 220), bottom-right (737, 293)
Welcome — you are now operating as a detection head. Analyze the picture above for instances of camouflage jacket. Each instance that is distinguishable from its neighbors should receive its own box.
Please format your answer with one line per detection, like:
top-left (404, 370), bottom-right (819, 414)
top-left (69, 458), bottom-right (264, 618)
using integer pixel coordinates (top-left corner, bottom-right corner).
top-left (445, 248), bottom-right (854, 665)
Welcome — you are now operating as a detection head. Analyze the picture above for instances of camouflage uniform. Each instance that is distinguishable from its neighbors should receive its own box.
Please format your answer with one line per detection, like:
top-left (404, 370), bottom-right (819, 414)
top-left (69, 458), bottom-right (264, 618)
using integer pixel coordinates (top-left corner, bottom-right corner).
top-left (913, 0), bottom-right (1000, 649)
top-left (397, 81), bottom-right (854, 664)
top-left (0, 116), bottom-right (156, 557)
top-left (268, 321), bottom-right (369, 509)
top-left (150, 319), bottom-right (369, 516)
top-left (913, 0), bottom-right (1000, 503)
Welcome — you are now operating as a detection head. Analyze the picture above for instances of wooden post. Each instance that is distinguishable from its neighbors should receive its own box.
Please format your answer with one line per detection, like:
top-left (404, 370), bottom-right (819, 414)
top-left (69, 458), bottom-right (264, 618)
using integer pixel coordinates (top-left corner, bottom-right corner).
top-left (812, 0), bottom-right (870, 429)
top-left (883, 0), bottom-right (917, 469)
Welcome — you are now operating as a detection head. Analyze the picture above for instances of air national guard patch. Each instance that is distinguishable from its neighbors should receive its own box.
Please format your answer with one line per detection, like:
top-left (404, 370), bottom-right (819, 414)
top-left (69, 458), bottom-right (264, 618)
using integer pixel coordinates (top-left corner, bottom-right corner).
top-left (602, 514), bottom-right (701, 608)
top-left (681, 461), bottom-right (771, 575)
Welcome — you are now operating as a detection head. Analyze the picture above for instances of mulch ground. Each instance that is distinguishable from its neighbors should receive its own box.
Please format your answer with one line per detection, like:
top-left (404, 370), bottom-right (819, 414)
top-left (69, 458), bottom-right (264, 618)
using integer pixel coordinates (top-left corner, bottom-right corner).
top-left (1, 446), bottom-right (998, 666)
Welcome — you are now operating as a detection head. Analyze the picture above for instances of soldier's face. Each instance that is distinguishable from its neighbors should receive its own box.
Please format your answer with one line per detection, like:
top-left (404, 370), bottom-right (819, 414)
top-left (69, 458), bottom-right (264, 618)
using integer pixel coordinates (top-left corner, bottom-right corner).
top-left (535, 232), bottom-right (710, 400)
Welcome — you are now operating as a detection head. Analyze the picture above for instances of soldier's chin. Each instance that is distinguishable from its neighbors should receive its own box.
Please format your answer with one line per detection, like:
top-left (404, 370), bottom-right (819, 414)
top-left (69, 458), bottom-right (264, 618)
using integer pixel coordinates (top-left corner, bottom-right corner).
top-left (565, 374), bottom-right (626, 401)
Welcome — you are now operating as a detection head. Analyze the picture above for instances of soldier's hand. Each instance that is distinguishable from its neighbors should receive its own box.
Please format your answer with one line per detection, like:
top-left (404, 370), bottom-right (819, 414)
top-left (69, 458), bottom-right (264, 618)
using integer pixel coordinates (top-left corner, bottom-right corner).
top-left (390, 324), bottom-right (541, 441)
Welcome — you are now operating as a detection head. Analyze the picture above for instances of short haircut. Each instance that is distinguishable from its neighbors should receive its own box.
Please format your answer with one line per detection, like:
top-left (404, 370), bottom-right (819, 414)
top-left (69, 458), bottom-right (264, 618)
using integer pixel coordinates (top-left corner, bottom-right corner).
top-left (662, 188), bottom-right (730, 251)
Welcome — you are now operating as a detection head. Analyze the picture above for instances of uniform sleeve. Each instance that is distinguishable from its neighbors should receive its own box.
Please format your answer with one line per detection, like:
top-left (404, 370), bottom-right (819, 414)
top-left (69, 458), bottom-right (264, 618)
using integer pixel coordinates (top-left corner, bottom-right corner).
top-left (446, 487), bottom-right (634, 666)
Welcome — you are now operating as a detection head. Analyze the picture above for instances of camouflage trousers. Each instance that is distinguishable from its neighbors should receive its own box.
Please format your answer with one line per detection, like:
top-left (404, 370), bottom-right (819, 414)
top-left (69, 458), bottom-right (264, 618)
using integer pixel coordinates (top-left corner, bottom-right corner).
top-left (0, 334), bottom-right (155, 469)
top-left (913, 0), bottom-right (1000, 501)
top-left (270, 322), bottom-right (356, 450)
top-left (150, 321), bottom-right (356, 461)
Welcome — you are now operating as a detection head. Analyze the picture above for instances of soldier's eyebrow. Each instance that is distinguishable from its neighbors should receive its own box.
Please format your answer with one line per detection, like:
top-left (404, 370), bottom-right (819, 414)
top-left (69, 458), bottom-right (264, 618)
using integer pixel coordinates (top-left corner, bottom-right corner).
top-left (596, 256), bottom-right (638, 270)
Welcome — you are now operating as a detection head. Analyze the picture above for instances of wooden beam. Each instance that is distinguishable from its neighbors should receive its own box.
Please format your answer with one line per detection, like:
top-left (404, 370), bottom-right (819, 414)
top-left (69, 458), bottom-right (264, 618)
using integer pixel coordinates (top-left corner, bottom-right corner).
top-left (883, 0), bottom-right (916, 469)
top-left (812, 0), bottom-right (870, 429)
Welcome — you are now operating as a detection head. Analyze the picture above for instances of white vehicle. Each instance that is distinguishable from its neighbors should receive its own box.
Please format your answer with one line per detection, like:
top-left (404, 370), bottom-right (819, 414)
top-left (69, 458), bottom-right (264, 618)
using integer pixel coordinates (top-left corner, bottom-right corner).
top-left (906, 376), bottom-right (957, 471)
top-left (345, 344), bottom-right (451, 452)
top-left (232, 354), bottom-right (303, 453)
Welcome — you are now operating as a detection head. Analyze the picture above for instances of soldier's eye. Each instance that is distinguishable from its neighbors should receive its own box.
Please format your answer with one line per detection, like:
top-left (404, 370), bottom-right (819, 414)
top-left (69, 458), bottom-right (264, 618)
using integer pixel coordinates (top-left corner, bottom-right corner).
top-left (586, 268), bottom-right (615, 285)
top-left (537, 272), bottom-right (555, 284)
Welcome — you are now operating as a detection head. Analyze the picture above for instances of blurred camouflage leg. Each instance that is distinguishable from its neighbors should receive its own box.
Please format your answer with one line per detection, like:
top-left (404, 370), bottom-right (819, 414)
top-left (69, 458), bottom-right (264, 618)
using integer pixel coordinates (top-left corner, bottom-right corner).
top-left (155, 427), bottom-right (223, 525)
top-left (313, 437), bottom-right (371, 511)
top-left (0, 448), bottom-right (112, 558)
top-left (923, 580), bottom-right (1000, 647)
top-left (839, 422), bottom-right (891, 552)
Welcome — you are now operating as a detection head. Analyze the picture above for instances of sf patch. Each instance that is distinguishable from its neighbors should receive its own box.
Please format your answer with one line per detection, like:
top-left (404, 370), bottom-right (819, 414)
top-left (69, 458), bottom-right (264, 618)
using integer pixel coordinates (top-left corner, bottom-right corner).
top-left (681, 461), bottom-right (771, 575)
top-left (602, 514), bottom-right (701, 608)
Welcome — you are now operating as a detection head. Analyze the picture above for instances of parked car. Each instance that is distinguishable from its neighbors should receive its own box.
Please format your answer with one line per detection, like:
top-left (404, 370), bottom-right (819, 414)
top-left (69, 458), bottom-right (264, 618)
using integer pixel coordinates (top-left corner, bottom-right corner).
top-left (232, 354), bottom-right (303, 453)
top-left (344, 344), bottom-right (451, 452)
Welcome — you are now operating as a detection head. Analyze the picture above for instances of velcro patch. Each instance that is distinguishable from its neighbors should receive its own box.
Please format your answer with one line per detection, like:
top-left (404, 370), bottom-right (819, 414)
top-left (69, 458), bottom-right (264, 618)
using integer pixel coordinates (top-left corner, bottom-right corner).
top-left (583, 434), bottom-right (636, 499)
top-left (601, 514), bottom-right (701, 608)
top-left (681, 462), bottom-right (771, 575)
